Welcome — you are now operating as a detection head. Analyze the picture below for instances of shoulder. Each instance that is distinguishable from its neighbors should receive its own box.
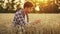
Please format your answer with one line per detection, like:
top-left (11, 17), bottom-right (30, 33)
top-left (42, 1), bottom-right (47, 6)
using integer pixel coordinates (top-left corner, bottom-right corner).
top-left (15, 9), bottom-right (23, 15)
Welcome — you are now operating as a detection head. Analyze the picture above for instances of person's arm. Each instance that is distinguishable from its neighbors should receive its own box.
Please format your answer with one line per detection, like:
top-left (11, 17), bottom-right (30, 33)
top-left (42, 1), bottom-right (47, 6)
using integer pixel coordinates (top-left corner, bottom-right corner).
top-left (25, 19), bottom-right (41, 27)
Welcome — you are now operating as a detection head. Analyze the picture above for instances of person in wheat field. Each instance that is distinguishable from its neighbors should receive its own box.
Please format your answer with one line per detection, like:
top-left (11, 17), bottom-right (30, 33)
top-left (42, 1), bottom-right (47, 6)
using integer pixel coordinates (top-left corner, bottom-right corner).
top-left (12, 1), bottom-right (40, 34)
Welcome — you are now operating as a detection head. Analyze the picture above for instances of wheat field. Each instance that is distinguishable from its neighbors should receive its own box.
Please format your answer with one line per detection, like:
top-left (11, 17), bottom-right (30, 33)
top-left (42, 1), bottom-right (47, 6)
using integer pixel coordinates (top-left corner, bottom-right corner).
top-left (0, 13), bottom-right (60, 34)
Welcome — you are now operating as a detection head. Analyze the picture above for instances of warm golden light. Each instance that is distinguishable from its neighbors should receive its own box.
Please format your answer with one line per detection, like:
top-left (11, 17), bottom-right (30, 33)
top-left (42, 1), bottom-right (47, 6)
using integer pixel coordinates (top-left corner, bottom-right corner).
top-left (0, 3), bottom-right (1, 5)
top-left (58, 7), bottom-right (60, 9)
top-left (20, 0), bottom-right (25, 8)
top-left (37, 0), bottom-right (40, 2)
top-left (21, 0), bottom-right (25, 4)
top-left (44, 0), bottom-right (48, 3)
top-left (16, 2), bottom-right (20, 4)
top-left (14, 5), bottom-right (17, 10)
top-left (2, 3), bottom-right (6, 9)
top-left (14, 0), bottom-right (19, 3)
top-left (35, 6), bottom-right (40, 11)
top-left (9, 0), bottom-right (12, 3)
top-left (50, 0), bottom-right (53, 1)
top-left (40, 0), bottom-right (44, 2)
top-left (4, 0), bottom-right (8, 3)
top-left (38, 0), bottom-right (48, 3)
top-left (20, 3), bottom-right (23, 8)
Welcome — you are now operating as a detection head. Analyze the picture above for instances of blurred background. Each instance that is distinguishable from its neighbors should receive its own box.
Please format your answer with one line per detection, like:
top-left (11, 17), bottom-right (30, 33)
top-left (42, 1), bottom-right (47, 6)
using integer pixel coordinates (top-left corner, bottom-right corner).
top-left (0, 0), bottom-right (60, 34)
top-left (0, 0), bottom-right (60, 13)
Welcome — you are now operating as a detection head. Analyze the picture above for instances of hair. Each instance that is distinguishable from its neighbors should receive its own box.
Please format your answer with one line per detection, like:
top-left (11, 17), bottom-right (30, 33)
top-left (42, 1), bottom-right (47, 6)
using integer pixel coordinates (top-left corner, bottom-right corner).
top-left (24, 1), bottom-right (33, 8)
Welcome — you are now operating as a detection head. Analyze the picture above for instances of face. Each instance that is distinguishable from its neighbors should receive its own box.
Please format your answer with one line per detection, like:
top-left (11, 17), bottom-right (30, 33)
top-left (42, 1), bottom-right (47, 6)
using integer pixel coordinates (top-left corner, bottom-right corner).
top-left (25, 7), bottom-right (33, 13)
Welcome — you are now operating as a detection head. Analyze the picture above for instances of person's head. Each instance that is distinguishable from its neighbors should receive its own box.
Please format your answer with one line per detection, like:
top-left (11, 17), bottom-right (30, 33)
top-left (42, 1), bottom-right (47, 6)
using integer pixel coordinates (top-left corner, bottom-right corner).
top-left (24, 1), bottom-right (34, 13)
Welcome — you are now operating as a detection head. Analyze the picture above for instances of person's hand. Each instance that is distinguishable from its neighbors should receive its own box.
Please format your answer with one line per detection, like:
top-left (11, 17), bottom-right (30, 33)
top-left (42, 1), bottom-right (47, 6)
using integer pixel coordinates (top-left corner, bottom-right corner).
top-left (32, 19), bottom-right (41, 25)
top-left (34, 19), bottom-right (41, 24)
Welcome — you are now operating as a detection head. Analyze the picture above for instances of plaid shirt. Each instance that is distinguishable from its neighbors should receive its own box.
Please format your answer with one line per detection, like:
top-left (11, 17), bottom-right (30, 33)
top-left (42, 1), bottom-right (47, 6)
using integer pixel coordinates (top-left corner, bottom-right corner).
top-left (13, 9), bottom-right (29, 26)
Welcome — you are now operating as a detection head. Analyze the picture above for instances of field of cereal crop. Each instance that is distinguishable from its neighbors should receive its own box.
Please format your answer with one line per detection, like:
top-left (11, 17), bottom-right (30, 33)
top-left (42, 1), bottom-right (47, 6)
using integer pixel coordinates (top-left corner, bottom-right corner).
top-left (0, 13), bottom-right (60, 34)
